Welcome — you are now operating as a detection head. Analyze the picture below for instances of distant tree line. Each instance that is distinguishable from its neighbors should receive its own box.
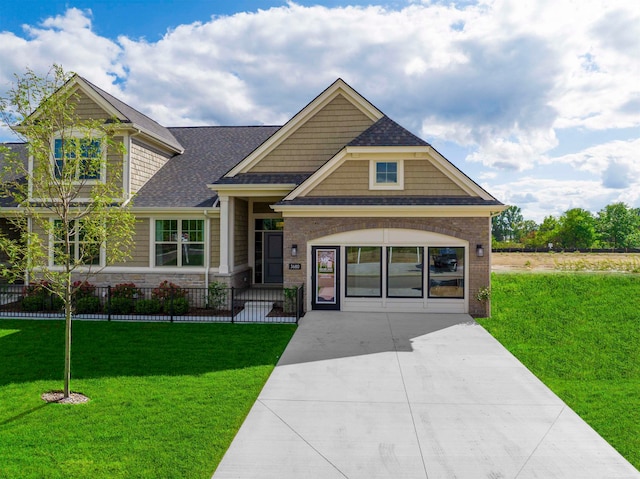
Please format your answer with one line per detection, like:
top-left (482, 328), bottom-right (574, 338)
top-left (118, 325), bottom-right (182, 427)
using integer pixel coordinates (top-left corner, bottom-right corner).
top-left (492, 203), bottom-right (640, 250)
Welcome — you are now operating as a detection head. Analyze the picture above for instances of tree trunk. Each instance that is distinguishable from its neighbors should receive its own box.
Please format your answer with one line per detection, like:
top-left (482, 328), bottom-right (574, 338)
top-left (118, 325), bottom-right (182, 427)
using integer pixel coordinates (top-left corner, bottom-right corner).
top-left (63, 277), bottom-right (72, 398)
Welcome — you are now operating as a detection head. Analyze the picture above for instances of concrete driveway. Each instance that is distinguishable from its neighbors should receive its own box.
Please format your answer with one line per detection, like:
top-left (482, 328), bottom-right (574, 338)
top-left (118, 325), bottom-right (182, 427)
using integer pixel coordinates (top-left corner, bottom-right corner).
top-left (213, 312), bottom-right (639, 479)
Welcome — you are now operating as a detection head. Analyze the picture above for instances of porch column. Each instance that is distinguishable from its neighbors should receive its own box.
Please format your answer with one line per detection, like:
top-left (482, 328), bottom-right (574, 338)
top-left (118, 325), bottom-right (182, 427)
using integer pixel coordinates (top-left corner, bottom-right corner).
top-left (218, 196), bottom-right (235, 274)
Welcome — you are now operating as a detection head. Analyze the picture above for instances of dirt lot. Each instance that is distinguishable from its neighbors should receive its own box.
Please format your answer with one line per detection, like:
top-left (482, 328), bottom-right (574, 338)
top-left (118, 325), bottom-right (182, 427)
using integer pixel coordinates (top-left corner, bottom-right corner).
top-left (492, 252), bottom-right (640, 272)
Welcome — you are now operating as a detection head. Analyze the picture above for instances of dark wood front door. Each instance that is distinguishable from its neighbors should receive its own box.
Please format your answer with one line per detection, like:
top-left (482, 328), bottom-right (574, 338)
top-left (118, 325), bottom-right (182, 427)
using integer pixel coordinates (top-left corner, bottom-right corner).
top-left (264, 232), bottom-right (283, 283)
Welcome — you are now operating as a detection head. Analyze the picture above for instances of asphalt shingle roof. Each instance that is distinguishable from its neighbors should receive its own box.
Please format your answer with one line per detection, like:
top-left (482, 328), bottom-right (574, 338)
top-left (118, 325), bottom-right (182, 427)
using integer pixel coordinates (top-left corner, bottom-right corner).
top-left (213, 173), bottom-right (311, 185)
top-left (133, 126), bottom-right (280, 208)
top-left (0, 143), bottom-right (28, 207)
top-left (81, 77), bottom-right (184, 152)
top-left (348, 116), bottom-right (430, 147)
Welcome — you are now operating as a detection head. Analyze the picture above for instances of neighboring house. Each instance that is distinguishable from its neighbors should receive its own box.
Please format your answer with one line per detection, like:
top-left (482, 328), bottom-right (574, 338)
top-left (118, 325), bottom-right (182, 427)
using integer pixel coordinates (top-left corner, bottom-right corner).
top-left (0, 77), bottom-right (505, 316)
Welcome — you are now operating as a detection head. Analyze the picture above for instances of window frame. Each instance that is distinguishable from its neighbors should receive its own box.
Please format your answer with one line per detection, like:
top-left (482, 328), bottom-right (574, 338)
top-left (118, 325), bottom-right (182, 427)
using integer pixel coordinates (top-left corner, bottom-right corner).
top-left (386, 246), bottom-right (424, 298)
top-left (345, 246), bottom-right (383, 298)
top-left (52, 135), bottom-right (105, 183)
top-left (51, 219), bottom-right (102, 267)
top-left (369, 160), bottom-right (404, 190)
top-left (427, 246), bottom-right (465, 299)
top-left (154, 219), bottom-right (205, 267)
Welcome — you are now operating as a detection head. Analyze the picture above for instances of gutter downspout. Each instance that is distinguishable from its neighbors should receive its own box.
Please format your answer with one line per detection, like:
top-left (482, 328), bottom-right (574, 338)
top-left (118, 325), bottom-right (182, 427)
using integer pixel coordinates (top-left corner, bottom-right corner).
top-left (204, 208), bottom-right (210, 289)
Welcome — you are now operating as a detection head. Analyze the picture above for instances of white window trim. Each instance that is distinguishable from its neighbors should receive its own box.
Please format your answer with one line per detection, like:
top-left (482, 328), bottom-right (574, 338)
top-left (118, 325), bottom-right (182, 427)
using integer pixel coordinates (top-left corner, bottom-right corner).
top-left (369, 159), bottom-right (404, 190)
top-left (153, 218), bottom-right (206, 268)
top-left (49, 218), bottom-right (105, 268)
top-left (51, 133), bottom-right (106, 185)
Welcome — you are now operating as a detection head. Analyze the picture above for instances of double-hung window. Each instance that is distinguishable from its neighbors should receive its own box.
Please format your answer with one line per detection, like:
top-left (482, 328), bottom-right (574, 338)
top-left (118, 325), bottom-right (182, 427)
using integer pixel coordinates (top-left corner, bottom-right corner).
top-left (54, 138), bottom-right (102, 180)
top-left (52, 219), bottom-right (101, 266)
top-left (155, 219), bottom-right (205, 267)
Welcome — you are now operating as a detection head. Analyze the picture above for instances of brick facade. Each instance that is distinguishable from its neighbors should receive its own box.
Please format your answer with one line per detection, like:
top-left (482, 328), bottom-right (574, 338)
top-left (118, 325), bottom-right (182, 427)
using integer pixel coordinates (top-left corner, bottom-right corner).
top-left (282, 216), bottom-right (492, 316)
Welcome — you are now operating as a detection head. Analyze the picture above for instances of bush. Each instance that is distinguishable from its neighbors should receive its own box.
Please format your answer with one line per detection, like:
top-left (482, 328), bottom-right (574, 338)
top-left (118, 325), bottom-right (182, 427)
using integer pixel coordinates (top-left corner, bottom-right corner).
top-left (108, 297), bottom-right (134, 315)
top-left (134, 298), bottom-right (162, 315)
top-left (208, 281), bottom-right (228, 310)
top-left (73, 281), bottom-right (96, 299)
top-left (75, 296), bottom-right (102, 314)
top-left (22, 281), bottom-right (63, 311)
top-left (163, 297), bottom-right (189, 315)
top-left (152, 281), bottom-right (188, 301)
top-left (111, 283), bottom-right (141, 299)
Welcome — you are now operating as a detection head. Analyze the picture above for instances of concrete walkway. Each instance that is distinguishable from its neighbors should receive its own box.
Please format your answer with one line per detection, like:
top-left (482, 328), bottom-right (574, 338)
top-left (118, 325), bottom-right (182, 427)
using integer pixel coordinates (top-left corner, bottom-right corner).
top-left (213, 312), bottom-right (639, 479)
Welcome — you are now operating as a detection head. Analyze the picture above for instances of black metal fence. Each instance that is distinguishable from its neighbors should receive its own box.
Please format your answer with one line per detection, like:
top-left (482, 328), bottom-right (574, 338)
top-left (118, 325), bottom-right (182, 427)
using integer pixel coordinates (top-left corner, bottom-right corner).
top-left (0, 284), bottom-right (304, 324)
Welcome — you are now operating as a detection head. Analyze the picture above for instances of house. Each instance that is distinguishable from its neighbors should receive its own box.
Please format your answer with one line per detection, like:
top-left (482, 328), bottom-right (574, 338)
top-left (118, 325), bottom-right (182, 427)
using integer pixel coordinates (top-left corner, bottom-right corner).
top-left (0, 77), bottom-right (505, 316)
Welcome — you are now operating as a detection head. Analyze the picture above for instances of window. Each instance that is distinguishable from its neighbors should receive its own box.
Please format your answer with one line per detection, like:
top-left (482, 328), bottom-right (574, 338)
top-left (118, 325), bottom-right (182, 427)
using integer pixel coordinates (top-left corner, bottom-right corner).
top-left (54, 138), bottom-right (102, 180)
top-left (155, 219), bottom-right (204, 267)
top-left (346, 247), bottom-right (382, 297)
top-left (369, 160), bottom-right (404, 190)
top-left (52, 220), bottom-right (100, 266)
top-left (387, 246), bottom-right (423, 297)
top-left (428, 247), bottom-right (465, 298)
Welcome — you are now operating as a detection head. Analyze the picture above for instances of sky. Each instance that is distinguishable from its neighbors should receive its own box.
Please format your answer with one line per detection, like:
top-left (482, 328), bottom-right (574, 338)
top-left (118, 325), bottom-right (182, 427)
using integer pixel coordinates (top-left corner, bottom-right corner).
top-left (0, 0), bottom-right (638, 222)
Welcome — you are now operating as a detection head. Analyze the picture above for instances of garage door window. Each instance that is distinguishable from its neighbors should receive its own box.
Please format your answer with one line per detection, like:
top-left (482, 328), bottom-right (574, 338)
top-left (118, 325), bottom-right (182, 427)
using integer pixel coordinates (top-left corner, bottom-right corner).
top-left (387, 246), bottom-right (424, 298)
top-left (346, 246), bottom-right (382, 297)
top-left (428, 247), bottom-right (465, 298)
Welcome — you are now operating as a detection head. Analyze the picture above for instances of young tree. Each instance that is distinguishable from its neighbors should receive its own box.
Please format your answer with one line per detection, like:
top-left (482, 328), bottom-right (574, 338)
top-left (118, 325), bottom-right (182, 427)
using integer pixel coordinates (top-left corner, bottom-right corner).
top-left (0, 66), bottom-right (135, 399)
top-left (492, 205), bottom-right (524, 242)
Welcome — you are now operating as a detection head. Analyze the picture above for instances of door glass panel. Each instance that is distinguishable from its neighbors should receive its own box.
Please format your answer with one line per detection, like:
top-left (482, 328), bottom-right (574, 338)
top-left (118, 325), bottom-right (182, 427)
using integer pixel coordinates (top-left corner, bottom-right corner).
top-left (346, 246), bottom-right (381, 297)
top-left (387, 246), bottom-right (424, 297)
top-left (428, 247), bottom-right (465, 298)
top-left (315, 248), bottom-right (337, 304)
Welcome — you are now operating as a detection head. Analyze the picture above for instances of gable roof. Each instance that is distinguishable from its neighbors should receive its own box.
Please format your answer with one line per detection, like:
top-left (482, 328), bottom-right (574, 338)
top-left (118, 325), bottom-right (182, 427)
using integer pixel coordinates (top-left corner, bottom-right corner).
top-left (348, 116), bottom-right (430, 147)
top-left (133, 126), bottom-right (280, 208)
top-left (76, 77), bottom-right (184, 153)
top-left (224, 78), bottom-right (384, 177)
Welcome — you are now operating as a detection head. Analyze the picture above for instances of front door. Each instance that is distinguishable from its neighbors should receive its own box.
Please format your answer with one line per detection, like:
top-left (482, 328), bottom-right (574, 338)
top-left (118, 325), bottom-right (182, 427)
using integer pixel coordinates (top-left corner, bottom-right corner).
top-left (264, 232), bottom-right (283, 283)
top-left (311, 246), bottom-right (340, 310)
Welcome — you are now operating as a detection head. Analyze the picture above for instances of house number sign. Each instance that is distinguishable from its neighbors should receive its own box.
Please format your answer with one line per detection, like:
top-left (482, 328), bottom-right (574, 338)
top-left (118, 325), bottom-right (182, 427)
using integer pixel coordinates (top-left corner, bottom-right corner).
top-left (288, 263), bottom-right (302, 270)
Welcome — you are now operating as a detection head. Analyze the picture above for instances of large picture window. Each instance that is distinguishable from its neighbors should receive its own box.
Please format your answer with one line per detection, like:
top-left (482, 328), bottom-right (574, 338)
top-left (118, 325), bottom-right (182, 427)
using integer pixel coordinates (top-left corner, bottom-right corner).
top-left (155, 219), bottom-right (204, 266)
top-left (387, 246), bottom-right (423, 298)
top-left (54, 138), bottom-right (102, 180)
top-left (428, 247), bottom-right (465, 298)
top-left (53, 220), bottom-right (100, 266)
top-left (346, 246), bottom-right (382, 297)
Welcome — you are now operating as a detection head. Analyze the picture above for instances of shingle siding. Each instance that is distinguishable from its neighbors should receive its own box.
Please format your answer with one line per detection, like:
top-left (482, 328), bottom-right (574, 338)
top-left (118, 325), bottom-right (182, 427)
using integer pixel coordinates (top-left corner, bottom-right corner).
top-left (247, 94), bottom-right (374, 173)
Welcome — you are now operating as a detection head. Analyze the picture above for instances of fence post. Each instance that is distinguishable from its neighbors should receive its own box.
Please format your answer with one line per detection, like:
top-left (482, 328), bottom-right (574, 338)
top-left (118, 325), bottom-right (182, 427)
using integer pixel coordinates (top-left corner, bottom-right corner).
top-left (107, 285), bottom-right (111, 321)
top-left (170, 288), bottom-right (174, 323)
top-left (230, 287), bottom-right (235, 324)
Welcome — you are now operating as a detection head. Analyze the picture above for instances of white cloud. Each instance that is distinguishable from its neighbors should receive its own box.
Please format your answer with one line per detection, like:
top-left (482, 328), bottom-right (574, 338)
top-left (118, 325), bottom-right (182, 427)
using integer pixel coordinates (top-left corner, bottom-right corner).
top-left (0, 0), bottom-right (638, 218)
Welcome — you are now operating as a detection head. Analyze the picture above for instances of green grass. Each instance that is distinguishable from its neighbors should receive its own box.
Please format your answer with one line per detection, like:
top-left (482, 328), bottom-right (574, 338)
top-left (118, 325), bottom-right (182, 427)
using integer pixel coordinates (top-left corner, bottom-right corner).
top-left (0, 320), bottom-right (296, 478)
top-left (478, 273), bottom-right (640, 469)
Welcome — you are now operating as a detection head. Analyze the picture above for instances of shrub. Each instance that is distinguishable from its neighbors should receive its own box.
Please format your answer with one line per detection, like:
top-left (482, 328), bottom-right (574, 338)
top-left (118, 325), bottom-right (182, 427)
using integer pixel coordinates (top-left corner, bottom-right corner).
top-left (134, 298), bottom-right (162, 315)
top-left (111, 283), bottom-right (141, 299)
top-left (283, 287), bottom-right (298, 314)
top-left (22, 281), bottom-right (63, 311)
top-left (163, 297), bottom-right (189, 315)
top-left (75, 296), bottom-right (102, 314)
top-left (108, 297), bottom-right (134, 315)
top-left (72, 280), bottom-right (96, 299)
top-left (152, 281), bottom-right (188, 301)
top-left (208, 281), bottom-right (228, 311)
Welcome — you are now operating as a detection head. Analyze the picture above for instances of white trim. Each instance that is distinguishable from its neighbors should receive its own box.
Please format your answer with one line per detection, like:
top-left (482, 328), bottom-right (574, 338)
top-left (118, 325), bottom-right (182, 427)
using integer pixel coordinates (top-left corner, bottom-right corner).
top-left (219, 197), bottom-right (230, 274)
top-left (369, 159), bottom-right (404, 190)
top-left (207, 183), bottom-right (296, 198)
top-left (274, 204), bottom-right (504, 217)
top-left (225, 79), bottom-right (383, 177)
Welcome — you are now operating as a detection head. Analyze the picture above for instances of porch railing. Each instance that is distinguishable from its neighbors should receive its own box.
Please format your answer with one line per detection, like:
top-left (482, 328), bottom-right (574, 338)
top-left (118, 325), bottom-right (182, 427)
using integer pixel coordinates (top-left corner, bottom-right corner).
top-left (0, 284), bottom-right (304, 324)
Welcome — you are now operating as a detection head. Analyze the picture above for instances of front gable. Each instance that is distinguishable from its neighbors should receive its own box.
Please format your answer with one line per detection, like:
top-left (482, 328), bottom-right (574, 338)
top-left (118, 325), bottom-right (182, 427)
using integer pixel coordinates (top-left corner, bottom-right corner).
top-left (225, 79), bottom-right (383, 177)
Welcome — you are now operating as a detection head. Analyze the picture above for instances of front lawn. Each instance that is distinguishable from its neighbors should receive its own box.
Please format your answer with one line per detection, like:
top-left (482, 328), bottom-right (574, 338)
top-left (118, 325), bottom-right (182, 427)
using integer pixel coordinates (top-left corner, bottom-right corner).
top-left (478, 273), bottom-right (640, 469)
top-left (0, 320), bottom-right (296, 478)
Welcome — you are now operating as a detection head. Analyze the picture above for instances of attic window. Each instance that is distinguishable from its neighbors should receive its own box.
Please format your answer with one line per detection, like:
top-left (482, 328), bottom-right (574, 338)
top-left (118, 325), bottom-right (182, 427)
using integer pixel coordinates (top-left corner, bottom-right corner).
top-left (369, 160), bottom-right (404, 190)
top-left (53, 138), bottom-right (102, 180)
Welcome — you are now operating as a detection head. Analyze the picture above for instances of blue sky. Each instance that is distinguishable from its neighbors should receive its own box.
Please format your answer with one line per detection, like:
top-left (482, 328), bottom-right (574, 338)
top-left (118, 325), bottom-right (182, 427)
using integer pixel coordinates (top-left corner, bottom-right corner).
top-left (1, 0), bottom-right (638, 221)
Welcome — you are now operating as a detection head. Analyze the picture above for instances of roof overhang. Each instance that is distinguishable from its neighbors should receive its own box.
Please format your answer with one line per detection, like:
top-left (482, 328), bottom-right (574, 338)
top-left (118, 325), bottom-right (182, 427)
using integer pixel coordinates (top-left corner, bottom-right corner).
top-left (208, 183), bottom-right (296, 198)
